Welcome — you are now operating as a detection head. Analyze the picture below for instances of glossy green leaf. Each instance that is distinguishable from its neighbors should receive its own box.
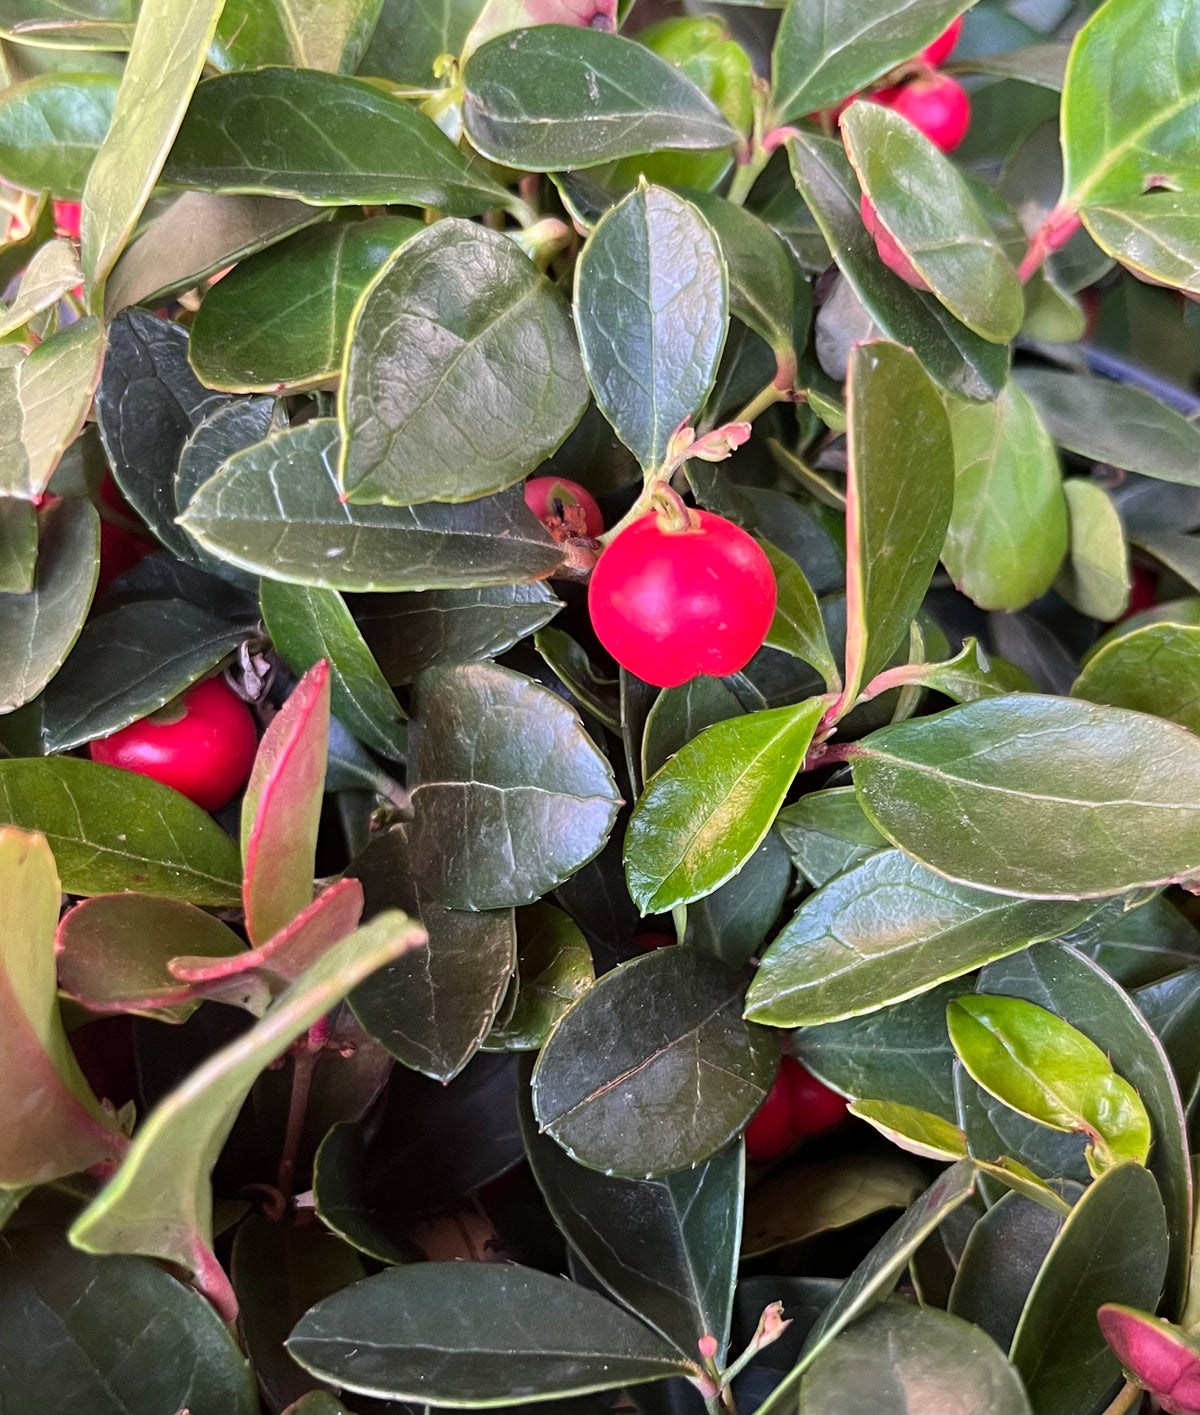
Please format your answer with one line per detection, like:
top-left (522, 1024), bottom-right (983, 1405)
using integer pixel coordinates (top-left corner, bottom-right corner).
top-left (212, 0), bottom-right (383, 73)
top-left (852, 694), bottom-right (1200, 898)
top-left (288, 1262), bottom-right (694, 1402)
top-left (798, 1301), bottom-right (1032, 1415)
top-left (359, 0), bottom-right (481, 84)
top-left (190, 216), bottom-right (421, 393)
top-left (0, 237), bottom-right (78, 338)
top-left (1073, 621), bottom-right (1200, 732)
top-left (842, 101), bottom-right (1022, 343)
top-left (943, 383), bottom-right (1067, 611)
top-left (761, 540), bottom-right (840, 690)
top-left (840, 340), bottom-right (954, 706)
top-left (689, 826), bottom-right (793, 971)
top-left (463, 26), bottom-right (737, 172)
top-left (1057, 478), bottom-right (1129, 621)
top-left (179, 419), bottom-right (565, 591)
top-left (1081, 895), bottom-right (1200, 988)
top-left (0, 497), bottom-right (36, 595)
top-left (641, 673), bottom-right (742, 782)
top-left (340, 220), bottom-right (587, 505)
top-left (0, 828), bottom-right (126, 1185)
top-left (849, 1098), bottom-right (968, 1160)
top-left (775, 786), bottom-right (886, 889)
top-left (0, 1227), bottom-right (257, 1415)
top-left (0, 71), bottom-right (116, 198)
top-left (865, 639), bottom-right (1034, 706)
top-left (1084, 189), bottom-right (1200, 295)
top-left (242, 661), bottom-right (330, 946)
top-left (163, 69), bottom-right (509, 214)
top-left (0, 757), bottom-right (242, 903)
top-left (575, 183), bottom-right (727, 471)
top-left (80, 0), bottom-right (225, 303)
top-left (1009, 1162), bottom-right (1169, 1415)
top-left (788, 134), bottom-right (1008, 401)
top-left (0, 498), bottom-right (97, 713)
top-left (521, 1080), bottom-right (742, 1359)
top-left (69, 910), bottom-right (427, 1308)
top-left (747, 850), bottom-right (1091, 1028)
top-left (312, 1120), bottom-right (423, 1265)
top-left (260, 579), bottom-right (406, 762)
top-left (486, 901), bottom-right (593, 1052)
top-left (770, 0), bottom-right (971, 124)
top-left (537, 626), bottom-right (620, 731)
top-left (624, 697), bottom-right (825, 915)
top-left (532, 946), bottom-right (778, 1178)
top-left (408, 663), bottom-right (620, 910)
top-left (1138, 967), bottom-right (1200, 1127)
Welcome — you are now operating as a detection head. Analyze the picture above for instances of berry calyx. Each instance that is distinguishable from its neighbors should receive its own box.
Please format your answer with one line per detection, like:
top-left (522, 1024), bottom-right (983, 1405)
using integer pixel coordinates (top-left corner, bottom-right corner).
top-left (588, 508), bottom-right (776, 688)
top-left (859, 192), bottom-right (930, 289)
top-left (874, 73), bottom-right (971, 152)
top-left (88, 676), bottom-right (258, 812)
top-left (745, 1066), bottom-right (795, 1162)
top-left (918, 15), bottom-right (963, 68)
top-left (524, 476), bottom-right (603, 540)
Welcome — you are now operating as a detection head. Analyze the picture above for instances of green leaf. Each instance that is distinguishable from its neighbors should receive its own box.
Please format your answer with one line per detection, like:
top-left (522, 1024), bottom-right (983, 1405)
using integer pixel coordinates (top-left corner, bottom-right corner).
top-left (866, 639), bottom-right (1034, 705)
top-left (340, 220), bottom-right (588, 505)
top-left (0, 757), bottom-right (242, 903)
top-left (746, 850), bottom-right (1092, 1028)
top-left (1018, 367), bottom-right (1200, 487)
top-left (641, 673), bottom-right (742, 782)
top-left (312, 1120), bottom-right (423, 1265)
top-left (537, 626), bottom-right (621, 731)
top-left (1056, 478), bottom-right (1129, 621)
top-left (0, 497), bottom-right (36, 595)
top-left (1134, 531), bottom-right (1200, 595)
top-left (841, 101), bottom-right (1023, 343)
top-left (840, 340), bottom-right (954, 706)
top-left (189, 216), bottom-right (421, 393)
top-left (576, 183), bottom-right (727, 472)
top-left (761, 539), bottom-right (840, 690)
top-left (242, 661), bottom-right (330, 946)
top-left (788, 133), bottom-right (1009, 401)
top-left (1073, 621), bottom-right (1200, 732)
top-left (849, 1099), bottom-right (968, 1161)
top-left (520, 1078), bottom-right (742, 1359)
top-left (1082, 894), bottom-right (1200, 988)
top-left (0, 828), bottom-right (126, 1184)
top-left (948, 994), bottom-right (1151, 1176)
top-left (355, 582), bottom-right (561, 685)
top-left (0, 499), bottom-right (97, 712)
top-left (851, 694), bottom-right (1200, 898)
top-left (80, 0), bottom-right (225, 303)
top-left (532, 946), bottom-right (778, 1178)
top-left (69, 910), bottom-right (426, 1309)
top-left (179, 419), bottom-right (565, 591)
top-left (0, 1227), bottom-right (257, 1415)
top-left (359, 0), bottom-right (482, 86)
top-left (799, 1301), bottom-right (1032, 1415)
top-left (1136, 967), bottom-right (1200, 1124)
top-left (40, 602), bottom-right (246, 753)
top-left (943, 383), bottom-right (1067, 611)
top-left (0, 237), bottom-right (79, 338)
top-left (260, 579), bottom-right (407, 762)
top-left (624, 697), bottom-right (825, 915)
top-left (408, 662), bottom-right (620, 910)
top-left (1009, 1162), bottom-right (1169, 1415)
top-left (775, 786), bottom-right (886, 889)
top-left (0, 72), bottom-right (116, 199)
top-left (463, 26), bottom-right (736, 172)
top-left (347, 825), bottom-right (516, 1081)
top-left (212, 0), bottom-right (383, 73)
top-left (288, 1262), bottom-right (694, 1402)
top-left (162, 68), bottom-right (510, 214)
top-left (690, 827), bottom-right (793, 971)
top-left (486, 900), bottom-right (593, 1052)
top-left (770, 0), bottom-right (971, 124)
top-left (1084, 189), bottom-right (1200, 295)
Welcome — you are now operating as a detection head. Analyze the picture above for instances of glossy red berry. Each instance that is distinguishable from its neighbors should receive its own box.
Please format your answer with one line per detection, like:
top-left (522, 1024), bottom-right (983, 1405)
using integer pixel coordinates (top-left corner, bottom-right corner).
top-left (745, 1067), bottom-right (795, 1162)
top-left (52, 200), bottom-right (82, 241)
top-left (588, 509), bottom-right (776, 688)
top-left (918, 15), bottom-right (963, 67)
top-left (88, 677), bottom-right (258, 812)
top-left (524, 476), bottom-right (604, 539)
top-left (785, 1059), bottom-right (849, 1139)
top-left (860, 192), bottom-right (929, 289)
top-left (875, 73), bottom-right (971, 152)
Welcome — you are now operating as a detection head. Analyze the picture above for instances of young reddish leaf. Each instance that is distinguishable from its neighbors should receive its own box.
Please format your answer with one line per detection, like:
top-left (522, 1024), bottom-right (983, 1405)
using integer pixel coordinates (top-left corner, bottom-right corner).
top-left (1098, 1305), bottom-right (1200, 1414)
top-left (241, 660), bottom-right (331, 946)
top-left (0, 827), bottom-right (127, 1185)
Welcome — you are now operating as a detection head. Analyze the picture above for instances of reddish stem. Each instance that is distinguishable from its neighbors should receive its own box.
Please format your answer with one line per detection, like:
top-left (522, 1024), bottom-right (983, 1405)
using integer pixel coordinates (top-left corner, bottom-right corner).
top-left (1017, 206), bottom-right (1083, 283)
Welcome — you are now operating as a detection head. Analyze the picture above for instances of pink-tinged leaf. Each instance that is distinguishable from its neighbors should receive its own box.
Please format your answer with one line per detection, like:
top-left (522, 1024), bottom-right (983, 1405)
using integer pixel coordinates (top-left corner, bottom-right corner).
top-left (463, 0), bottom-right (616, 60)
top-left (0, 827), bottom-right (126, 1185)
top-left (241, 661), bottom-right (331, 946)
top-left (1098, 1305), bottom-right (1200, 1414)
top-left (57, 893), bottom-right (257, 1022)
top-left (169, 876), bottom-right (364, 993)
top-left (69, 909), bottom-right (426, 1318)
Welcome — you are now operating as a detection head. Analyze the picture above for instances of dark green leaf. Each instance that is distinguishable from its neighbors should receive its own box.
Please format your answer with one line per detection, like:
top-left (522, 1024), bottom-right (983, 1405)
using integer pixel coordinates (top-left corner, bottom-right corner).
top-left (0, 496), bottom-right (36, 594)
top-left (761, 540), bottom-right (840, 690)
top-left (360, 0), bottom-right (482, 86)
top-left (312, 1121), bottom-right (424, 1264)
top-left (212, 0), bottom-right (383, 73)
top-left (340, 220), bottom-right (587, 505)
top-left (533, 946), bottom-right (778, 1177)
top-left (463, 26), bottom-right (737, 172)
top-left (689, 827), bottom-right (792, 971)
top-left (775, 786), bottom-right (886, 889)
top-left (641, 674), bottom-right (742, 781)
top-left (486, 900), bottom-right (593, 1052)
top-left (1073, 620), bottom-right (1200, 732)
top-left (1080, 895), bottom-right (1200, 988)
top-left (1135, 968), bottom-right (1200, 1122)
top-left (852, 694), bottom-right (1200, 898)
top-left (955, 1064), bottom-right (1091, 1198)
top-left (0, 71), bottom-right (116, 198)
top-left (537, 627), bottom-right (621, 731)
top-left (1084, 189), bottom-right (1200, 295)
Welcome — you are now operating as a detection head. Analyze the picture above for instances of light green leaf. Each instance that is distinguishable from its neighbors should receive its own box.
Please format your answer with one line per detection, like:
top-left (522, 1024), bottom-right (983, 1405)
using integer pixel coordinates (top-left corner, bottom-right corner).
top-left (1057, 478), bottom-right (1129, 621)
top-left (0, 238), bottom-right (79, 338)
top-left (1073, 621), bottom-right (1200, 733)
top-left (212, 0), bottom-right (383, 73)
top-left (849, 1099), bottom-right (968, 1161)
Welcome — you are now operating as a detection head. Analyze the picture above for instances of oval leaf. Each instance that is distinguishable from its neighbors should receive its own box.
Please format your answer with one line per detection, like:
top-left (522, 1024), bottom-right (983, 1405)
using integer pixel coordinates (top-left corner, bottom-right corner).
top-left (0, 72), bottom-right (117, 199)
top-left (1073, 621), bottom-right (1200, 733)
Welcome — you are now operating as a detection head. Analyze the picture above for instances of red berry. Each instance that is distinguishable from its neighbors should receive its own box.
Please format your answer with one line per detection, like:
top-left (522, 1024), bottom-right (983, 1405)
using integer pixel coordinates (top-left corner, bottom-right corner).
top-left (859, 192), bottom-right (929, 289)
top-left (745, 1067), bottom-right (795, 1162)
top-left (88, 677), bottom-right (258, 812)
top-left (784, 1059), bottom-right (848, 1139)
top-left (588, 509), bottom-right (776, 688)
top-left (1122, 563), bottom-right (1158, 619)
top-left (52, 200), bottom-right (81, 241)
top-left (874, 73), bottom-right (971, 152)
top-left (524, 476), bottom-right (604, 540)
top-left (634, 932), bottom-right (676, 952)
top-left (918, 15), bottom-right (963, 68)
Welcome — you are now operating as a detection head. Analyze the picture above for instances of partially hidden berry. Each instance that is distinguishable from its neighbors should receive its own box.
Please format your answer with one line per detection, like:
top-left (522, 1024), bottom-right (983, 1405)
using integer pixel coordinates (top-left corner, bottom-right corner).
top-left (524, 476), bottom-right (604, 540)
top-left (874, 73), bottom-right (971, 153)
top-left (784, 1059), bottom-right (849, 1139)
top-left (744, 1066), bottom-right (795, 1162)
top-left (859, 192), bottom-right (930, 289)
top-left (918, 15), bottom-right (963, 68)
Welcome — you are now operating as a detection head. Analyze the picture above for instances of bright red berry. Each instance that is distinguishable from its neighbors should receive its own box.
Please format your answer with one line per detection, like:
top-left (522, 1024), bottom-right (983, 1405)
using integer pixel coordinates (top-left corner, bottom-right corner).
top-left (859, 192), bottom-right (929, 289)
top-left (1122, 563), bottom-right (1158, 620)
top-left (52, 200), bottom-right (82, 241)
top-left (745, 1066), bottom-right (795, 1162)
top-left (917, 15), bottom-right (963, 67)
top-left (88, 677), bottom-right (258, 812)
top-left (588, 509), bottom-right (776, 688)
top-left (524, 476), bottom-right (604, 540)
top-left (874, 73), bottom-right (971, 152)
top-left (785, 1059), bottom-right (849, 1139)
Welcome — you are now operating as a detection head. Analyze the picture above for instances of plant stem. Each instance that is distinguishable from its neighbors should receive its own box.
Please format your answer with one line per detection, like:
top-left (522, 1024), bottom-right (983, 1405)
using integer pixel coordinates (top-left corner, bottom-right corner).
top-left (1100, 1381), bottom-right (1142, 1415)
top-left (734, 381), bottom-right (787, 426)
top-left (276, 1017), bottom-right (329, 1199)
